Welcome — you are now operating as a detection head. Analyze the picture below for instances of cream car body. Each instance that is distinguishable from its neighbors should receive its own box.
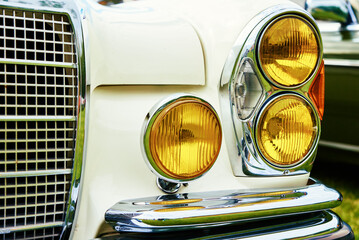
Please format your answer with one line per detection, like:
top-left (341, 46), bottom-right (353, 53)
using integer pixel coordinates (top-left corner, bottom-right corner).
top-left (74, 0), bottom-right (311, 238)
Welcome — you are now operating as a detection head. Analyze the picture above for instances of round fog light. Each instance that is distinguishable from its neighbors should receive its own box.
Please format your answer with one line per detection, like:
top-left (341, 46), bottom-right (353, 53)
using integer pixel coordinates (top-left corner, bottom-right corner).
top-left (144, 96), bottom-right (222, 181)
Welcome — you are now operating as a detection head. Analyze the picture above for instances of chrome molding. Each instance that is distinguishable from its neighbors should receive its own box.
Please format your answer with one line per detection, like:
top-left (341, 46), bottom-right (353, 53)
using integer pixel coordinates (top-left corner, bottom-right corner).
top-left (1, 222), bottom-right (63, 234)
top-left (219, 4), bottom-right (323, 176)
top-left (324, 58), bottom-right (359, 67)
top-left (319, 140), bottom-right (359, 153)
top-left (0, 116), bottom-right (76, 121)
top-left (0, 1), bottom-right (86, 239)
top-left (141, 93), bottom-right (221, 184)
top-left (0, 58), bottom-right (76, 68)
top-left (105, 179), bottom-right (341, 233)
top-left (0, 169), bottom-right (72, 178)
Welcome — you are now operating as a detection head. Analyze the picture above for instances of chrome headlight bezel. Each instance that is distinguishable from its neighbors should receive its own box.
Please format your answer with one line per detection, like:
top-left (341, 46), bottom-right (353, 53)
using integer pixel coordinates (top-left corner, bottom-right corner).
top-left (219, 4), bottom-right (323, 176)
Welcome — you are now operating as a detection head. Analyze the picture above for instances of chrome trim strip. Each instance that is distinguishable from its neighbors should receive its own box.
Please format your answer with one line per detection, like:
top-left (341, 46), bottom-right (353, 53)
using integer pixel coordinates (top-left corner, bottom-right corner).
top-left (0, 58), bottom-right (76, 68)
top-left (105, 179), bottom-right (342, 233)
top-left (319, 140), bottom-right (359, 153)
top-left (0, 116), bottom-right (76, 121)
top-left (59, 4), bottom-right (87, 240)
top-left (0, 222), bottom-right (63, 234)
top-left (0, 169), bottom-right (72, 178)
top-left (324, 59), bottom-right (359, 67)
top-left (219, 4), bottom-right (323, 176)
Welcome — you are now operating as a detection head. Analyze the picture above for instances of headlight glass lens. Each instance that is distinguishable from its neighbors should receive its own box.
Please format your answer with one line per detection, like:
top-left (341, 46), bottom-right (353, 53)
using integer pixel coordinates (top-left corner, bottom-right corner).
top-left (259, 16), bottom-right (319, 87)
top-left (147, 98), bottom-right (222, 180)
top-left (257, 95), bottom-right (317, 166)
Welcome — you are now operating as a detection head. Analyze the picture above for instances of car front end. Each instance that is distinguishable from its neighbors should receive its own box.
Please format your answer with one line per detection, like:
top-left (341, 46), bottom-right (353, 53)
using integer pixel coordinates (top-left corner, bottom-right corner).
top-left (0, 0), bottom-right (354, 239)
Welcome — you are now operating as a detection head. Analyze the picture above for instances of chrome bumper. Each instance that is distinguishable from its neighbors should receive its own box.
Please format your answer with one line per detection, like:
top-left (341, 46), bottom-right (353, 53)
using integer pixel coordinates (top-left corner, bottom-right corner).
top-left (104, 179), bottom-right (352, 238)
top-left (100, 211), bottom-right (353, 239)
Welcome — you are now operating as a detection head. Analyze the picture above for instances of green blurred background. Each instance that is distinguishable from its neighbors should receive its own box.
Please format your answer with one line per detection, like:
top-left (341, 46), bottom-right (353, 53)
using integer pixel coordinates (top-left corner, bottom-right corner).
top-left (312, 148), bottom-right (359, 239)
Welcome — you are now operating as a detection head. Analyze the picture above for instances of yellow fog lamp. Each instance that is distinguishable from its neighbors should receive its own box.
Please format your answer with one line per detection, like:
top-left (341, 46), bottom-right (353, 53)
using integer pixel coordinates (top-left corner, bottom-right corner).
top-left (232, 58), bottom-right (264, 120)
top-left (256, 95), bottom-right (318, 166)
top-left (143, 96), bottom-right (222, 182)
top-left (259, 16), bottom-right (319, 87)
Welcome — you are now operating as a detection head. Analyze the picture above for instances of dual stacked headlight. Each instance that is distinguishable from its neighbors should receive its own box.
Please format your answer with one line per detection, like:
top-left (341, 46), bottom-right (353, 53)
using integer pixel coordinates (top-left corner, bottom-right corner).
top-left (256, 16), bottom-right (322, 167)
top-left (228, 11), bottom-right (324, 174)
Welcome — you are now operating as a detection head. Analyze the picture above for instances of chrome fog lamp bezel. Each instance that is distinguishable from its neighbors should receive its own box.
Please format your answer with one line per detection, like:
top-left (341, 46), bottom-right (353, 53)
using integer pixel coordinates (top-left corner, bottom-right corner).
top-left (254, 93), bottom-right (320, 169)
top-left (219, 4), bottom-right (323, 176)
top-left (141, 94), bottom-right (222, 183)
top-left (257, 14), bottom-right (322, 89)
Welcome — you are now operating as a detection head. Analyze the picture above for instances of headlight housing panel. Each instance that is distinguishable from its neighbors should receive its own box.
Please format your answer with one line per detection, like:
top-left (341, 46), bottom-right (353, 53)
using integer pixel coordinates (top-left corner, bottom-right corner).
top-left (219, 6), bottom-right (323, 177)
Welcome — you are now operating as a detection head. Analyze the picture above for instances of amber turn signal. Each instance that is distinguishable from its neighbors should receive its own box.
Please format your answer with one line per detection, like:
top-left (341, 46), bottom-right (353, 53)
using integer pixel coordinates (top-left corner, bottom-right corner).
top-left (256, 95), bottom-right (318, 166)
top-left (309, 60), bottom-right (325, 120)
top-left (144, 97), bottom-right (222, 181)
top-left (259, 16), bottom-right (319, 87)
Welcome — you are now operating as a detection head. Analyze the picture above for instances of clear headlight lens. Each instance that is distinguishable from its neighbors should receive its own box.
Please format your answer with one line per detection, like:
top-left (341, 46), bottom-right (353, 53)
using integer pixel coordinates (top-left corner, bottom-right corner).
top-left (259, 16), bottom-right (319, 87)
top-left (145, 97), bottom-right (222, 181)
top-left (256, 95), bottom-right (317, 166)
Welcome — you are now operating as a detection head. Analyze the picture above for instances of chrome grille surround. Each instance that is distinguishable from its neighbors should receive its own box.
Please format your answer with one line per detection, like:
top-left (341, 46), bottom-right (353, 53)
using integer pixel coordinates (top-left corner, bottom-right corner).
top-left (0, 2), bottom-right (85, 239)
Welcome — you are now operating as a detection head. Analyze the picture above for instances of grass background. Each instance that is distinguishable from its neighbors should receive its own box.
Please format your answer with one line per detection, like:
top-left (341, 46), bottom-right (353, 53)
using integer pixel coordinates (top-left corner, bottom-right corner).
top-left (311, 151), bottom-right (359, 239)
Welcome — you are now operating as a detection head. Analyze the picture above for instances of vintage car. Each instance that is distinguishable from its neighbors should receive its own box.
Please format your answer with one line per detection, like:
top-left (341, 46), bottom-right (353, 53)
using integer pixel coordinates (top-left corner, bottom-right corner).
top-left (305, 0), bottom-right (359, 164)
top-left (0, 0), bottom-right (355, 239)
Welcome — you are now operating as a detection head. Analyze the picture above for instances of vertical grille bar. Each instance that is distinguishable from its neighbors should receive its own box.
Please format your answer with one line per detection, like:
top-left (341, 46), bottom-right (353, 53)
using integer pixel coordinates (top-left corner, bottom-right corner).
top-left (0, 7), bottom-right (78, 240)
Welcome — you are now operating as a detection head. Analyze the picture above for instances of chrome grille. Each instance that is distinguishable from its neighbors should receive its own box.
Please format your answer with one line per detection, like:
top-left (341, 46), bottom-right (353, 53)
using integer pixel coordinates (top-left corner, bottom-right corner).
top-left (1, 7), bottom-right (78, 239)
top-left (0, 8), bottom-right (76, 64)
top-left (0, 65), bottom-right (77, 117)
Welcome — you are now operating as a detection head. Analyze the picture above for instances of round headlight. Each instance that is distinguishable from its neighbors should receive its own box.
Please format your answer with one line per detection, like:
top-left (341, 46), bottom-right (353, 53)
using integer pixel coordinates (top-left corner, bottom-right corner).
top-left (144, 97), bottom-right (222, 181)
top-left (259, 16), bottom-right (319, 87)
top-left (256, 95), bottom-right (318, 166)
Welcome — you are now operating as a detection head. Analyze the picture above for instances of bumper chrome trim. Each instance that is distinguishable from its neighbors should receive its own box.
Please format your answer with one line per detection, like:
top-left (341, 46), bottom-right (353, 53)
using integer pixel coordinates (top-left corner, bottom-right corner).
top-left (105, 179), bottom-right (342, 233)
top-left (98, 211), bottom-right (353, 239)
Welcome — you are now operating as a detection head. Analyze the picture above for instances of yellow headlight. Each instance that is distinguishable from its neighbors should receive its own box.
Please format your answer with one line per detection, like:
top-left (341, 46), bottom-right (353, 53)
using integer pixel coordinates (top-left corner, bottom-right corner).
top-left (256, 95), bottom-right (317, 166)
top-left (259, 16), bottom-right (319, 87)
top-left (145, 97), bottom-right (222, 181)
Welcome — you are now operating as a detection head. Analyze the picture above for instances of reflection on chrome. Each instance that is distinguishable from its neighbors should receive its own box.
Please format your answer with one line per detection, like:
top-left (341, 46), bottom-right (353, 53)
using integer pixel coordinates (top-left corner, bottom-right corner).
top-left (105, 179), bottom-right (341, 232)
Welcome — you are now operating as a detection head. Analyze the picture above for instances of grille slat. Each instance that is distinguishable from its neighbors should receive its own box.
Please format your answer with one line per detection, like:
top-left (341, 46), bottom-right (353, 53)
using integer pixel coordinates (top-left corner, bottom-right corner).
top-left (0, 169), bottom-right (72, 178)
top-left (1, 7), bottom-right (78, 239)
top-left (0, 59), bottom-right (76, 68)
